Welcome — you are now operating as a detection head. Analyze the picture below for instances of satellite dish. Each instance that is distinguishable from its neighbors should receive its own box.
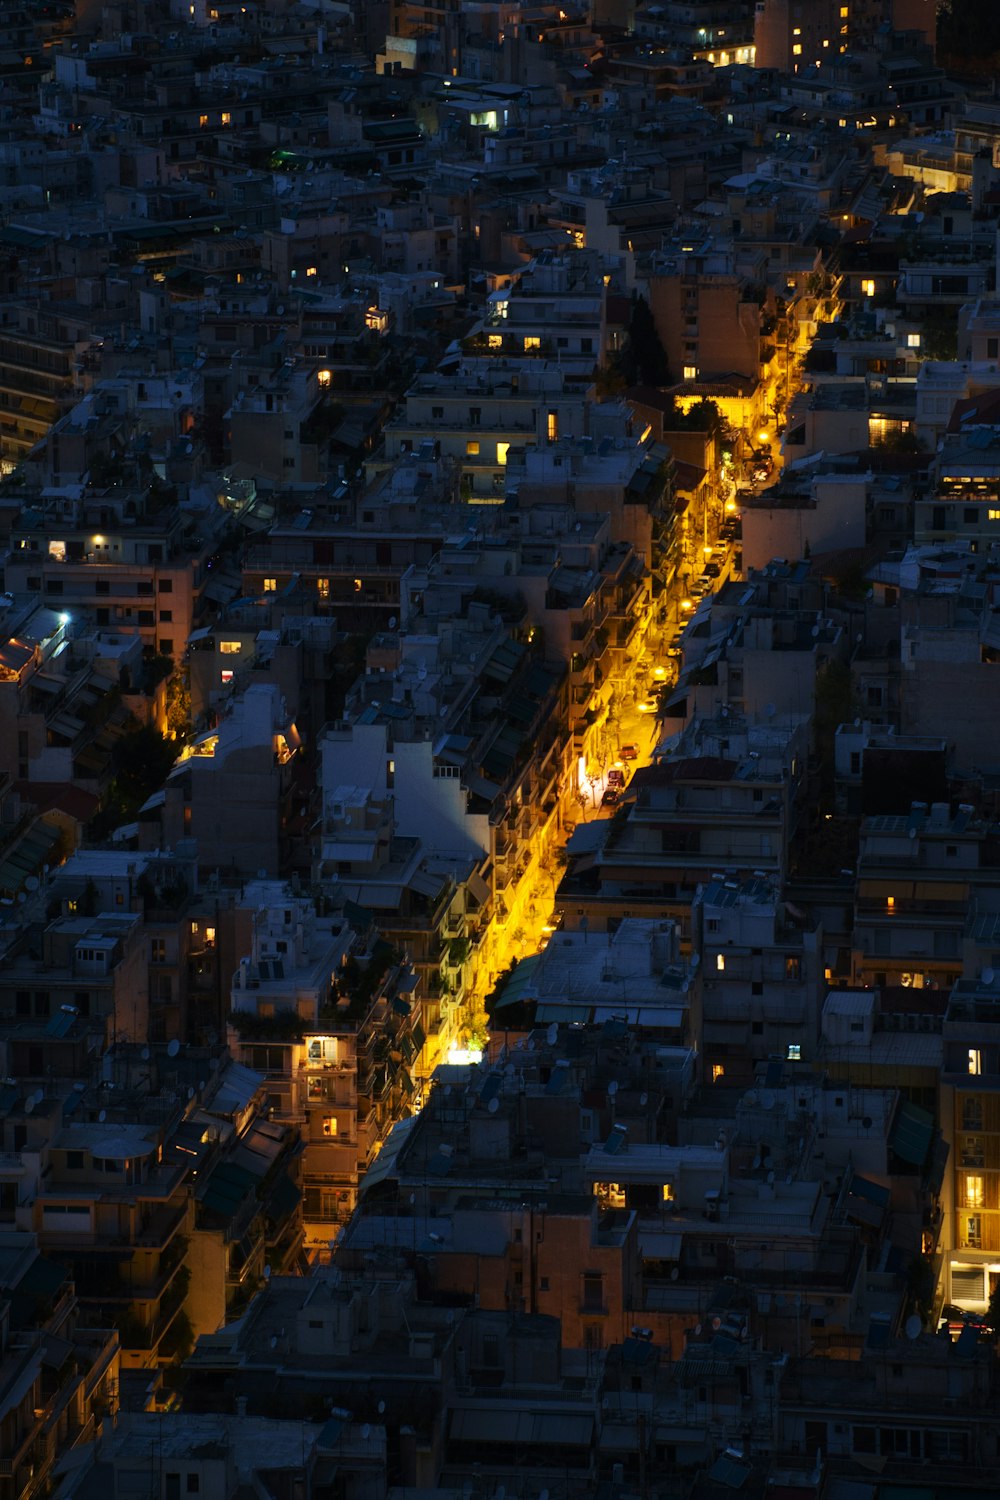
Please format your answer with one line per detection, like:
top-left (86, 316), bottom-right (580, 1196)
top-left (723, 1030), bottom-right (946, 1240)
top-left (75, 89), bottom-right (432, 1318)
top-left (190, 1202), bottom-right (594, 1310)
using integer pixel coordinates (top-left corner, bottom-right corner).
top-left (608, 1080), bottom-right (618, 1096)
top-left (640, 1092), bottom-right (648, 1106)
top-left (167, 1039), bottom-right (181, 1058)
top-left (905, 1314), bottom-right (922, 1340)
top-left (711, 1316), bottom-right (722, 1330)
top-left (141, 1047), bottom-right (151, 1061)
top-left (361, 1423), bottom-right (371, 1440)
top-left (694, 1323), bottom-right (703, 1337)
top-left (766, 1169), bottom-right (776, 1185)
top-left (862, 1115), bottom-right (872, 1130)
top-left (488, 1097), bottom-right (500, 1114)
top-left (908, 826), bottom-right (917, 840)
top-left (187, 1086), bottom-right (195, 1099)
top-left (270, 1336), bottom-right (278, 1349)
top-left (984, 968), bottom-right (995, 985)
top-left (377, 1400), bottom-right (386, 1415)
top-left (546, 1022), bottom-right (558, 1045)
top-left (670, 1265), bottom-right (679, 1280)
top-left (25, 876), bottom-right (38, 892)
top-left (263, 1264), bottom-right (271, 1280)
top-left (209, 1057), bottom-right (220, 1071)
top-left (388, 617), bottom-right (397, 630)
top-left (25, 1095), bottom-right (35, 1114)
top-left (760, 1090), bottom-right (776, 1111)
top-left (98, 1108), bottom-right (106, 1122)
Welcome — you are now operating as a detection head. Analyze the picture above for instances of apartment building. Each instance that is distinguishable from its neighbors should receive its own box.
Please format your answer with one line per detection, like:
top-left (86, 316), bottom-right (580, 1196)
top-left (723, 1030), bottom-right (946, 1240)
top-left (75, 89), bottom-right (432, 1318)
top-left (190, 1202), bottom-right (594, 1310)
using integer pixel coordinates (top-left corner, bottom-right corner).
top-left (694, 876), bottom-right (824, 1084)
top-left (380, 361), bottom-right (588, 501)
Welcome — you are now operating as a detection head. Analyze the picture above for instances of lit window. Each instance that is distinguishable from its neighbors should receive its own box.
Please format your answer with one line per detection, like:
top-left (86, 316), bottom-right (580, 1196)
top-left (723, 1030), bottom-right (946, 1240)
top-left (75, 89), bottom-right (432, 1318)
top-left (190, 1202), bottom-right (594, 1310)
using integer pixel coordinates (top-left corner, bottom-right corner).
top-left (353, 578), bottom-right (362, 593)
top-left (221, 111), bottom-right (231, 126)
top-left (711, 1064), bottom-right (725, 1082)
top-left (496, 442), bottom-right (510, 465)
top-left (488, 334), bottom-right (503, 349)
top-left (317, 369), bottom-right (332, 386)
top-left (317, 578), bottom-right (329, 599)
top-left (886, 895), bottom-right (895, 911)
top-left (523, 336), bottom-right (541, 351)
top-left (219, 641), bottom-right (242, 655)
top-left (547, 411), bottom-right (559, 442)
top-left (48, 540), bottom-right (66, 560)
top-left (792, 43), bottom-right (802, 54)
top-left (466, 440), bottom-right (480, 456)
top-left (793, 26), bottom-right (801, 34)
top-left (662, 1183), bottom-right (674, 1202)
top-left (907, 333), bottom-right (920, 348)
top-left (205, 927), bottom-right (216, 946)
top-left (199, 114), bottom-right (209, 128)
top-left (787, 1043), bottom-right (801, 1061)
top-left (305, 266), bottom-right (318, 278)
top-left (970, 1048), bottom-right (982, 1075)
top-left (862, 279), bottom-right (875, 297)
top-left (263, 577), bottom-right (277, 593)
top-left (716, 953), bottom-right (725, 972)
top-left (966, 1174), bottom-right (985, 1208)
top-left (989, 509), bottom-right (1000, 521)
top-left (683, 365), bottom-right (698, 381)
top-left (840, 5), bottom-right (848, 14)
top-left (322, 1116), bottom-right (338, 1136)
top-left (221, 669), bottom-right (234, 685)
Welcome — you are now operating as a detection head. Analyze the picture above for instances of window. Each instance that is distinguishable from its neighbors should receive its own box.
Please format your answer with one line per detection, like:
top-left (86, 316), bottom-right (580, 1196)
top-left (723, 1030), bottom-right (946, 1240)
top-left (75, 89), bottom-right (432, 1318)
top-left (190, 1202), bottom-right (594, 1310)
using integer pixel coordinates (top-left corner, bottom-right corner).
top-left (219, 641), bottom-right (242, 655)
top-left (907, 333), bottom-right (920, 348)
top-left (862, 278), bottom-right (875, 297)
top-left (158, 579), bottom-right (172, 593)
top-left (221, 111), bottom-right (231, 126)
top-left (469, 406), bottom-right (481, 425)
top-left (523, 336), bottom-right (541, 351)
top-left (792, 42), bottom-right (802, 53)
top-left (159, 610), bottom-right (172, 623)
top-left (221, 669), bottom-right (234, 685)
top-left (582, 1272), bottom-right (604, 1312)
top-left (496, 441), bottom-right (510, 465)
top-left (965, 1174), bottom-right (984, 1208)
top-left (321, 1116), bottom-right (338, 1136)
top-left (488, 334), bottom-right (503, 349)
top-left (466, 440), bottom-right (480, 456)
top-left (787, 1043), bottom-right (802, 1061)
top-left (187, 1477), bottom-right (200, 1495)
top-left (683, 365), bottom-right (698, 381)
top-left (752, 1021), bottom-right (763, 1035)
top-left (967, 1214), bottom-right (982, 1247)
top-left (151, 938), bottom-right (166, 964)
top-left (431, 406), bottom-right (443, 419)
top-left (711, 1064), bottom-right (725, 1082)
top-left (969, 1048), bottom-right (982, 1075)
top-left (662, 1182), bottom-right (674, 1202)
top-left (547, 411), bottom-right (559, 442)
top-left (160, 639), bottom-right (173, 656)
top-left (263, 578), bottom-right (277, 593)
top-left (716, 953), bottom-right (725, 972)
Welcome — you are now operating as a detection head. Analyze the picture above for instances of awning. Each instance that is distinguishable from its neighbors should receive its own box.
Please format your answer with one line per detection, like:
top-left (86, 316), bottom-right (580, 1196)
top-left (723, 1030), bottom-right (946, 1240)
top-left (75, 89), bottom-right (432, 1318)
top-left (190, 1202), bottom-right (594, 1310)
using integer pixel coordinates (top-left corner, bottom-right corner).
top-left (639, 1231), bottom-right (682, 1259)
top-left (358, 1115), bottom-right (417, 1195)
top-left (493, 953), bottom-right (544, 1010)
top-left (535, 1004), bottom-right (592, 1023)
top-left (890, 1101), bottom-right (934, 1167)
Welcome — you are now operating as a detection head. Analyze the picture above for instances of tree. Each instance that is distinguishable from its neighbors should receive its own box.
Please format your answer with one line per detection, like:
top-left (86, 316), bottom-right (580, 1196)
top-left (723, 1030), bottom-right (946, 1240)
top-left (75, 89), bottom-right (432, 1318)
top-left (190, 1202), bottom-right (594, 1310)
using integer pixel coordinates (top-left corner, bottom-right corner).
top-left (938, 0), bottom-right (1000, 62)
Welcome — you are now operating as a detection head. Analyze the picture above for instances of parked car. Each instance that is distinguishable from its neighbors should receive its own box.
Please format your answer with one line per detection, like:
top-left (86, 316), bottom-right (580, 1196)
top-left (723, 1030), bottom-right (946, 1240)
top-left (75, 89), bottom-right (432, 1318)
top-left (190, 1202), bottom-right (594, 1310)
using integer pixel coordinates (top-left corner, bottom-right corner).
top-left (607, 768), bottom-right (626, 788)
top-left (702, 561), bottom-right (721, 579)
top-left (637, 697), bottom-right (659, 713)
top-left (619, 743), bottom-right (639, 760)
top-left (601, 787), bottom-right (620, 807)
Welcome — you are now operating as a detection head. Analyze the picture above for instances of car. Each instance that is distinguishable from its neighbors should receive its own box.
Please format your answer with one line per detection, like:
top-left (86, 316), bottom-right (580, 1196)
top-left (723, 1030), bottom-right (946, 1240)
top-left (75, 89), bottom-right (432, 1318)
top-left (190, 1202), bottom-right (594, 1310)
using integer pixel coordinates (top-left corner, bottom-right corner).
top-left (606, 768), bottom-right (626, 788)
top-left (601, 787), bottom-right (620, 807)
top-left (702, 562), bottom-right (721, 579)
top-left (939, 1304), bottom-right (992, 1337)
top-left (637, 698), bottom-right (659, 713)
top-left (666, 643), bottom-right (682, 658)
top-left (619, 743), bottom-right (639, 760)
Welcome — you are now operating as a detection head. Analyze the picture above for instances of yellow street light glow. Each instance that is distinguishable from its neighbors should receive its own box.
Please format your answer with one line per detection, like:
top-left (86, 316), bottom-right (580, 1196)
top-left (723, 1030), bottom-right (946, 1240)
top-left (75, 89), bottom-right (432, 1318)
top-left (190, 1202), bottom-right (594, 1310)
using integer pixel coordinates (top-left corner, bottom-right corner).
top-left (758, 431), bottom-right (769, 444)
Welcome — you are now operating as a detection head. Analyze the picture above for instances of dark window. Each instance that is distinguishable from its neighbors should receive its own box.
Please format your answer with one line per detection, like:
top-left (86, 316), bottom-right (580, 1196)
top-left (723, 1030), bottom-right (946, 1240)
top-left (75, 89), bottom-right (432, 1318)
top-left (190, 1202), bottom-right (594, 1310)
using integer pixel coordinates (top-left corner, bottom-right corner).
top-left (138, 611), bottom-right (155, 626)
top-left (96, 580), bottom-right (110, 595)
top-left (158, 579), bottom-right (172, 593)
top-left (187, 1477), bottom-right (200, 1494)
top-left (752, 981), bottom-right (763, 996)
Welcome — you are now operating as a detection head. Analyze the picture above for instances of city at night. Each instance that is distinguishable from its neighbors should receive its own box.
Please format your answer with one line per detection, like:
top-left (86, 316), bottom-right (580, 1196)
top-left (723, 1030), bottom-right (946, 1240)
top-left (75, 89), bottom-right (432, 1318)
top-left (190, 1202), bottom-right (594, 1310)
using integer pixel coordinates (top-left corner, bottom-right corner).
top-left (1, 0), bottom-right (1000, 1495)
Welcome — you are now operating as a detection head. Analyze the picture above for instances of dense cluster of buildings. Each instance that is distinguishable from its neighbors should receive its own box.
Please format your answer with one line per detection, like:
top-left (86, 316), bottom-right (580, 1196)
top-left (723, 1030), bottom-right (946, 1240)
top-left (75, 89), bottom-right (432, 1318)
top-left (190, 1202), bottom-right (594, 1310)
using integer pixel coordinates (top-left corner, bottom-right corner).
top-left (3, 0), bottom-right (1000, 1495)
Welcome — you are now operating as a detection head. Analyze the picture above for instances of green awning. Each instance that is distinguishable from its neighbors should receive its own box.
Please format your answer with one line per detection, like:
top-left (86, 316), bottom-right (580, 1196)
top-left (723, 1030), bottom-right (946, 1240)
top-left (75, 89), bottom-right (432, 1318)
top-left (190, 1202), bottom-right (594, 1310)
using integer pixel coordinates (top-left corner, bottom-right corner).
top-left (6, 1255), bottom-right (68, 1331)
top-left (493, 953), bottom-right (544, 1010)
top-left (200, 1161), bottom-right (259, 1218)
top-left (890, 1102), bottom-right (934, 1167)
